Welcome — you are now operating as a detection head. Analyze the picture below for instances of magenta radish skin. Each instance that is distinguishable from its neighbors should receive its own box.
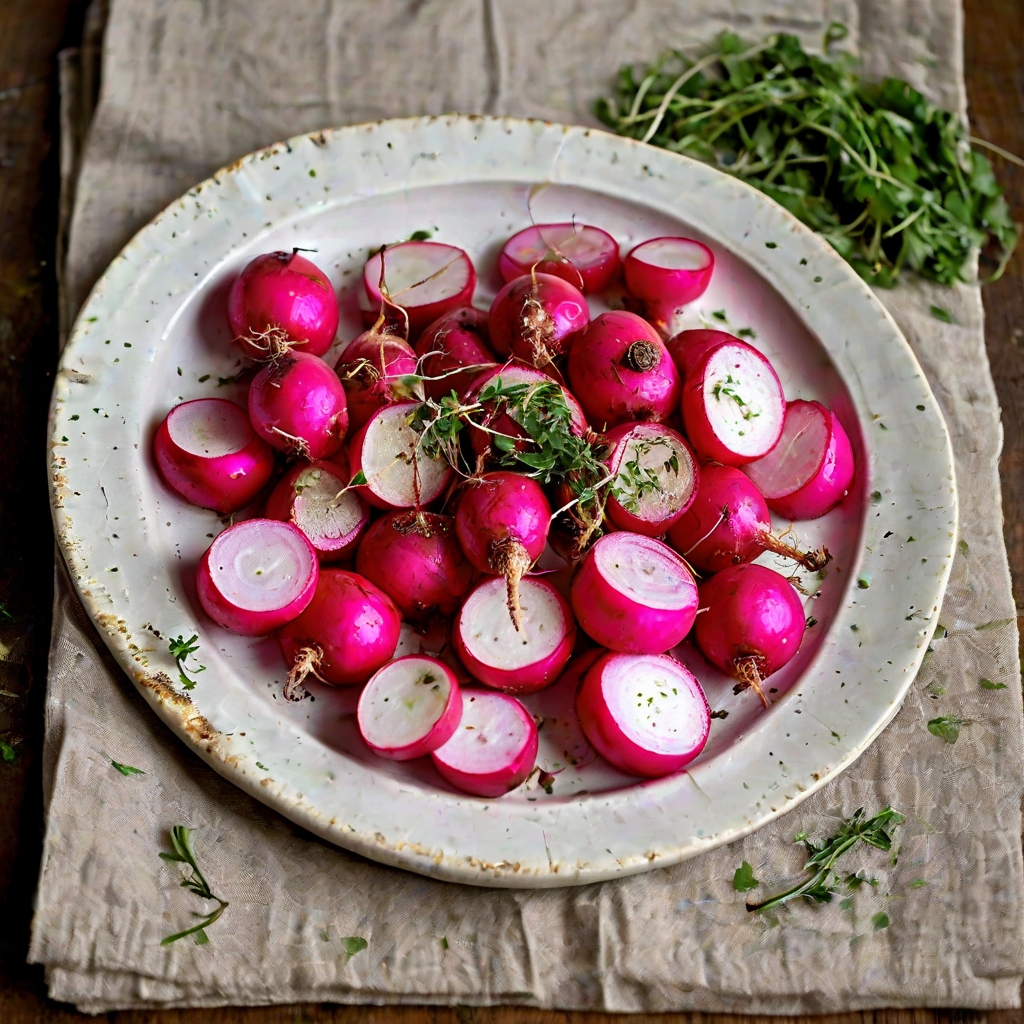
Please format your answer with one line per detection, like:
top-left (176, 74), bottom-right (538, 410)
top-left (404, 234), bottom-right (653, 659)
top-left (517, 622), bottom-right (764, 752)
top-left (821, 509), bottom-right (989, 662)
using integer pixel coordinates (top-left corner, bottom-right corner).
top-left (357, 655), bottom-right (463, 761)
top-left (196, 519), bottom-right (318, 636)
top-left (566, 311), bottom-right (681, 428)
top-left (576, 652), bottom-right (710, 777)
top-left (603, 422), bottom-right (699, 536)
top-left (488, 273), bottom-right (590, 367)
top-left (743, 400), bottom-right (856, 520)
top-left (335, 332), bottom-right (421, 432)
top-left (228, 251), bottom-right (339, 359)
top-left (363, 242), bottom-right (476, 337)
top-left (355, 511), bottom-right (474, 621)
top-left (498, 223), bottom-right (621, 293)
top-left (263, 460), bottom-right (369, 562)
top-left (277, 569), bottom-right (401, 698)
top-left (570, 532), bottom-right (698, 654)
top-left (623, 237), bottom-right (714, 335)
top-left (680, 339), bottom-right (785, 466)
top-left (430, 689), bottom-right (538, 797)
top-left (348, 401), bottom-right (454, 511)
top-left (666, 328), bottom-right (737, 377)
top-left (454, 576), bottom-right (576, 694)
top-left (415, 306), bottom-right (496, 400)
top-left (154, 398), bottom-right (275, 513)
top-left (248, 351), bottom-right (348, 460)
top-left (694, 563), bottom-right (806, 707)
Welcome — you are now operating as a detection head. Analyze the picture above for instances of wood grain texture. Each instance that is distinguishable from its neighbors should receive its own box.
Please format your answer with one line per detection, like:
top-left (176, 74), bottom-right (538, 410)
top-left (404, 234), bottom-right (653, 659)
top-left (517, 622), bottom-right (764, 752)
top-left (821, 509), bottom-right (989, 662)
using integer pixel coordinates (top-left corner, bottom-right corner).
top-left (0, 0), bottom-right (1022, 1020)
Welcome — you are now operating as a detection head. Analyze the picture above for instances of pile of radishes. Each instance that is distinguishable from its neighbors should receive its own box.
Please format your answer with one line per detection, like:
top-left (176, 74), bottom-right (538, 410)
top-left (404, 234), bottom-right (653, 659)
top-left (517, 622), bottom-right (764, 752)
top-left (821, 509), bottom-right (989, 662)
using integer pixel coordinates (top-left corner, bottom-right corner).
top-left (153, 226), bottom-right (855, 796)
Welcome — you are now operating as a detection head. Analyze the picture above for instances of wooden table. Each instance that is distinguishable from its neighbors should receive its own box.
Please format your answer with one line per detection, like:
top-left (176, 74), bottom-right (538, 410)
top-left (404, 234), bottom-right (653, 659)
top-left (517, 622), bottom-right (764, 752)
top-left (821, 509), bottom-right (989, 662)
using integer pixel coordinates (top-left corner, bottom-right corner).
top-left (1, 1), bottom-right (1021, 1020)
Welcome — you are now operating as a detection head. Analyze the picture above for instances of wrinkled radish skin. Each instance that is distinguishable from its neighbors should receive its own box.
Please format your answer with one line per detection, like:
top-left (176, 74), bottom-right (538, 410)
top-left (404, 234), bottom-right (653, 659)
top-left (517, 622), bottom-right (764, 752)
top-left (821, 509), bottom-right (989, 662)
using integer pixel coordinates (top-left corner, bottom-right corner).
top-left (743, 400), bottom-right (855, 520)
top-left (430, 689), bottom-right (538, 797)
top-left (576, 652), bottom-right (710, 777)
top-left (498, 223), bottom-right (621, 293)
top-left (624, 237), bottom-right (714, 335)
top-left (488, 273), bottom-right (590, 366)
top-left (415, 307), bottom-right (495, 401)
top-left (454, 576), bottom-right (576, 694)
top-left (154, 398), bottom-right (275, 513)
top-left (570, 533), bottom-right (698, 654)
top-left (357, 656), bottom-right (462, 760)
top-left (197, 519), bottom-right (318, 635)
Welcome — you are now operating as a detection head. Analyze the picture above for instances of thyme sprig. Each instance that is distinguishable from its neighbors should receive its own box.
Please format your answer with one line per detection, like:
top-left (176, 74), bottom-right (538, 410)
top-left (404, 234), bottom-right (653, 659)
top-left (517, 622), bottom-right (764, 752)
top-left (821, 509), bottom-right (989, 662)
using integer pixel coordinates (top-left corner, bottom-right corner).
top-left (168, 634), bottom-right (205, 691)
top-left (159, 826), bottom-right (229, 945)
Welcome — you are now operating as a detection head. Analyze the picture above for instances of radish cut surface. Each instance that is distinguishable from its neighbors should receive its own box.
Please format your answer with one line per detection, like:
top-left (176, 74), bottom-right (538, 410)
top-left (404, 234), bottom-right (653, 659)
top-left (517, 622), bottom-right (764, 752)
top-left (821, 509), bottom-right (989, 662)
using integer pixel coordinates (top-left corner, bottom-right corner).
top-left (430, 689), bottom-right (538, 797)
top-left (357, 655), bottom-right (462, 760)
top-left (168, 398), bottom-right (253, 457)
top-left (623, 237), bottom-right (714, 334)
top-left (576, 653), bottom-right (710, 778)
top-left (498, 223), bottom-right (620, 292)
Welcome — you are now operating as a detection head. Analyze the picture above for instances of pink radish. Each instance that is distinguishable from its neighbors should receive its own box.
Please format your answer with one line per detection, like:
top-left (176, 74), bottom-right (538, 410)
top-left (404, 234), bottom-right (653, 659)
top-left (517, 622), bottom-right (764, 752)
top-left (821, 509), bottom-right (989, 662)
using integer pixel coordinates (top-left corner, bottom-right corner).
top-left (488, 272), bottom-right (589, 367)
top-left (263, 460), bottom-right (369, 562)
top-left (604, 422), bottom-right (699, 536)
top-left (742, 400), bottom-right (855, 520)
top-left (566, 311), bottom-right (680, 428)
top-left (576, 652), bottom-right (710, 778)
top-left (694, 563), bottom-right (806, 707)
top-left (154, 398), bottom-right (275, 513)
top-left (680, 338), bottom-right (785, 466)
top-left (453, 576), bottom-right (575, 694)
top-left (570, 532), bottom-right (698, 654)
top-left (665, 328), bottom-right (736, 377)
top-left (348, 401), bottom-right (454, 510)
top-left (357, 655), bottom-right (463, 760)
top-left (430, 689), bottom-right (538, 797)
top-left (363, 242), bottom-right (476, 337)
top-left (454, 472), bottom-right (551, 629)
top-left (228, 250), bottom-right (339, 359)
top-left (196, 519), bottom-right (318, 636)
top-left (666, 464), bottom-right (831, 574)
top-left (355, 511), bottom-right (474, 620)
top-left (335, 333), bottom-right (421, 433)
top-left (277, 568), bottom-right (401, 699)
top-left (248, 351), bottom-right (348, 460)
top-left (623, 237), bottom-right (714, 336)
top-left (415, 306), bottom-right (496, 401)
top-left (498, 223), bottom-right (620, 293)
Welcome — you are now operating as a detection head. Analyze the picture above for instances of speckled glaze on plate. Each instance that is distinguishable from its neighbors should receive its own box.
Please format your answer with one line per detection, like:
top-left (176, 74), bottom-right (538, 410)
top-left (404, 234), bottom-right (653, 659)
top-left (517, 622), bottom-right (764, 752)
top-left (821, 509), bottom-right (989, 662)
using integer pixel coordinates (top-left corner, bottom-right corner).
top-left (49, 117), bottom-right (957, 888)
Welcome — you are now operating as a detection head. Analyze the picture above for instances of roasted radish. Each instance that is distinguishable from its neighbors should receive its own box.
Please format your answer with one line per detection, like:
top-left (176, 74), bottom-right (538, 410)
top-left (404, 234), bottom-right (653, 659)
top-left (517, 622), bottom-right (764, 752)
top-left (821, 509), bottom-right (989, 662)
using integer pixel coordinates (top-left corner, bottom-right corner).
top-left (623, 237), bottom-right (714, 336)
top-left (498, 223), bottom-right (620, 293)
top-left (415, 306), bottom-right (495, 400)
top-left (488, 272), bottom-right (589, 367)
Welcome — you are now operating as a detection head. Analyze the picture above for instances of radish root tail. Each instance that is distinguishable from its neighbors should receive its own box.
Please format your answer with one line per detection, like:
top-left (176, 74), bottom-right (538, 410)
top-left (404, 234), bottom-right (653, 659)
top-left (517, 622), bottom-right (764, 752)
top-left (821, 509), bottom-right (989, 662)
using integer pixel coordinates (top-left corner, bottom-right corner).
top-left (284, 644), bottom-right (326, 701)
top-left (240, 326), bottom-right (293, 359)
top-left (759, 531), bottom-right (832, 572)
top-left (734, 655), bottom-right (771, 708)
top-left (490, 536), bottom-right (533, 631)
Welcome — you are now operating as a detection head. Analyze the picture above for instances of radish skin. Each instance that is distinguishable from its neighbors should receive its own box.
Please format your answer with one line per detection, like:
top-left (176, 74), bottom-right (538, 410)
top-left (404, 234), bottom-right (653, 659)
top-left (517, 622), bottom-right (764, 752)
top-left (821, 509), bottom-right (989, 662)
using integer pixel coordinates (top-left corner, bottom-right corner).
top-left (498, 223), bottom-right (620, 293)
top-left (488, 273), bottom-right (590, 367)
top-left (430, 689), bottom-right (538, 797)
top-left (666, 328), bottom-right (737, 377)
top-left (415, 306), bottom-right (495, 401)
top-left (623, 237), bottom-right (714, 336)
top-left (196, 519), bottom-right (318, 636)
top-left (336, 333), bottom-right (421, 432)
top-left (154, 398), bottom-right (275, 513)
top-left (576, 652), bottom-right (710, 777)
top-left (357, 656), bottom-right (462, 760)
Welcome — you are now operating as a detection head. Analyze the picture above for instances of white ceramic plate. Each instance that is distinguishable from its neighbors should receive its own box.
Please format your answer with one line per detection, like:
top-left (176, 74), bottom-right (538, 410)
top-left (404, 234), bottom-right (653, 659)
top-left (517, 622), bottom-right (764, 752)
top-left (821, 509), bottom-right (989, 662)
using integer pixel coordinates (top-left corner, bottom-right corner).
top-left (49, 117), bottom-right (956, 888)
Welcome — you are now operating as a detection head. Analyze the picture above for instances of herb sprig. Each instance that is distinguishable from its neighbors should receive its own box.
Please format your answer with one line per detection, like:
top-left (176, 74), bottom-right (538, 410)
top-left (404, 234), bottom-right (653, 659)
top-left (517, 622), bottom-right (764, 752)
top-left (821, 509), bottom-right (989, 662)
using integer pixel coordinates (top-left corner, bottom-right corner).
top-left (168, 634), bottom-right (205, 691)
top-left (159, 826), bottom-right (229, 945)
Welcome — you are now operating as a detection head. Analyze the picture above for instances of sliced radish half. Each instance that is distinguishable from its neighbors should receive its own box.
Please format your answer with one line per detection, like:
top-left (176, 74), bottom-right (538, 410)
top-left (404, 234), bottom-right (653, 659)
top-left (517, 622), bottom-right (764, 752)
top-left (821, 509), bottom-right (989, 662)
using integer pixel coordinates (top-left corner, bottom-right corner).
top-left (197, 519), bottom-right (318, 636)
top-left (681, 340), bottom-right (785, 465)
top-left (454, 576), bottom-right (575, 694)
top-left (623, 237), bottom-right (714, 335)
top-left (363, 242), bottom-right (476, 337)
top-left (742, 400), bottom-right (855, 520)
top-left (263, 461), bottom-right (369, 562)
top-left (349, 401), bottom-right (454, 510)
top-left (576, 652), bottom-right (710, 778)
top-left (498, 223), bottom-right (620, 293)
top-left (154, 398), bottom-right (275, 513)
top-left (570, 532), bottom-right (698, 654)
top-left (430, 689), bottom-right (538, 797)
top-left (604, 422), bottom-right (699, 536)
top-left (357, 655), bottom-right (462, 761)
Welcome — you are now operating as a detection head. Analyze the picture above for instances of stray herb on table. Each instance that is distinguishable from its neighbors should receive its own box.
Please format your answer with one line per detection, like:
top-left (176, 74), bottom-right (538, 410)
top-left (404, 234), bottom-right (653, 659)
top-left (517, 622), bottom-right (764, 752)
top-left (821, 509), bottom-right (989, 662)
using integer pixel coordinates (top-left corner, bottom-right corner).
top-left (159, 826), bottom-right (229, 945)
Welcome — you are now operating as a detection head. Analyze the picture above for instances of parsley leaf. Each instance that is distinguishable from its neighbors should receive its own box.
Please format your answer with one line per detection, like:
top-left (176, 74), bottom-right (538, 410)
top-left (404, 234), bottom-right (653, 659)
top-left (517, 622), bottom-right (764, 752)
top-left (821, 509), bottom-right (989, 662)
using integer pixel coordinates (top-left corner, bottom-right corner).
top-left (733, 861), bottom-right (759, 892)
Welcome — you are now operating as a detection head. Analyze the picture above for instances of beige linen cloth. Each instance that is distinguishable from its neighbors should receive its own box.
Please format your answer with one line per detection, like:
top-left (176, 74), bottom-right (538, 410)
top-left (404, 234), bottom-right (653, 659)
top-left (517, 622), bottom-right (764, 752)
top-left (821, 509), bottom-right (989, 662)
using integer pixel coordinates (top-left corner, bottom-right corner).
top-left (31, 0), bottom-right (1024, 1013)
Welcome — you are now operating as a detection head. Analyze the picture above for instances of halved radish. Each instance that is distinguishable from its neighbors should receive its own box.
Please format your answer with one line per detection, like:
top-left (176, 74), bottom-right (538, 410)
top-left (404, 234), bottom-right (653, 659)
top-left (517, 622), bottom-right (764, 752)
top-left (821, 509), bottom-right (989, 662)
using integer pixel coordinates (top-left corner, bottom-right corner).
top-left (488, 273), bottom-right (590, 367)
top-left (498, 223), bottom-right (620, 293)
top-left (348, 401), bottom-right (453, 510)
top-left (742, 400), bottom-right (855, 520)
top-left (154, 398), bottom-right (275, 513)
top-left (681, 339), bottom-right (785, 466)
top-left (576, 652), bottom-right (710, 778)
top-left (570, 532), bottom-right (698, 654)
top-left (453, 576), bottom-right (575, 694)
top-left (665, 328), bottom-right (736, 377)
top-left (263, 460), bottom-right (369, 562)
top-left (196, 519), bottom-right (318, 636)
top-left (604, 422), bottom-right (699, 536)
top-left (623, 237), bottom-right (714, 335)
top-left (415, 306), bottom-right (496, 401)
top-left (363, 242), bottom-right (476, 337)
top-left (430, 689), bottom-right (538, 797)
top-left (357, 655), bottom-right (462, 760)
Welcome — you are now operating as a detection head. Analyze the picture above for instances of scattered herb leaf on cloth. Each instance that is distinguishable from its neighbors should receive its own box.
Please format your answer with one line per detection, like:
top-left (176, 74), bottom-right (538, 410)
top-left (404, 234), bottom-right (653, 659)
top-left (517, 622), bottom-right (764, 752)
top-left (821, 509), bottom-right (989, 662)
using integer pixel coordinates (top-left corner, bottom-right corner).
top-left (733, 860), bottom-right (760, 892)
top-left (927, 715), bottom-right (965, 743)
top-left (159, 826), bottom-right (229, 945)
top-left (110, 760), bottom-right (146, 776)
top-left (597, 26), bottom-right (1019, 286)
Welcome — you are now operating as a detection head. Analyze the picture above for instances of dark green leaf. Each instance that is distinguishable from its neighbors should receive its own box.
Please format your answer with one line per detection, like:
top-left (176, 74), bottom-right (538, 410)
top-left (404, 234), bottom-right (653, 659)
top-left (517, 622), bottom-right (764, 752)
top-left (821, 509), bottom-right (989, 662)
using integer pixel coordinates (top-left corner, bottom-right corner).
top-left (927, 716), bottom-right (963, 743)
top-left (872, 911), bottom-right (890, 929)
top-left (733, 861), bottom-right (759, 892)
top-left (980, 678), bottom-right (1008, 690)
top-left (0, 740), bottom-right (17, 763)
top-left (929, 305), bottom-right (956, 323)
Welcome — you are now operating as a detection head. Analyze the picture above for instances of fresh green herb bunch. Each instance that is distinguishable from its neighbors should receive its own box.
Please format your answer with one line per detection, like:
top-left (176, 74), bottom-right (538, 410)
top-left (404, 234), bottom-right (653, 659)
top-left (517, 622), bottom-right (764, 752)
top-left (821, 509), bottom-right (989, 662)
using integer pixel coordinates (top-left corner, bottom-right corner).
top-left (597, 26), bottom-right (1018, 286)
